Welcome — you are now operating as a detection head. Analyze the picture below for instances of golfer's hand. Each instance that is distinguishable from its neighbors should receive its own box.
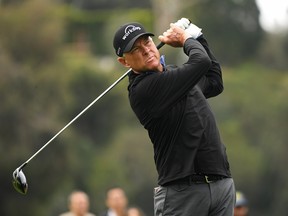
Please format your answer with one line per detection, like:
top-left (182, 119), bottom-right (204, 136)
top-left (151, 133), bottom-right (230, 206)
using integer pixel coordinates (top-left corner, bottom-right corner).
top-left (158, 23), bottom-right (191, 47)
top-left (185, 23), bottom-right (202, 39)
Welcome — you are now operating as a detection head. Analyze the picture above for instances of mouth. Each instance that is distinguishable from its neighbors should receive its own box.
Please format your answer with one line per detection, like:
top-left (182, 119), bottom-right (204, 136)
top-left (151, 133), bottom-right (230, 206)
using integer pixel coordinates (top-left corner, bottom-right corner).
top-left (146, 55), bottom-right (155, 64)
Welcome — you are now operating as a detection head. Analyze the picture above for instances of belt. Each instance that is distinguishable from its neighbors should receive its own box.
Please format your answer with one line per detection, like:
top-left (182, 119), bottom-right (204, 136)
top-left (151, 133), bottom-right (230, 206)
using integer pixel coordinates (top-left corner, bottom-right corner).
top-left (163, 174), bottom-right (227, 186)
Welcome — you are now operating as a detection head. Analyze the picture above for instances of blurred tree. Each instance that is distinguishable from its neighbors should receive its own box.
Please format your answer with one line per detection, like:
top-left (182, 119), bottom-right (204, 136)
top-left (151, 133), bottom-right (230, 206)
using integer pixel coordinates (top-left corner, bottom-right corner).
top-left (87, 126), bottom-right (157, 215)
top-left (152, 0), bottom-right (204, 35)
top-left (64, 61), bottom-right (129, 147)
top-left (0, 1), bottom-right (75, 215)
top-left (210, 64), bottom-right (288, 216)
top-left (257, 31), bottom-right (288, 70)
top-left (60, 0), bottom-right (151, 9)
top-left (182, 0), bottom-right (264, 65)
top-left (62, 7), bottom-right (154, 55)
top-left (0, 0), bottom-right (64, 65)
top-left (1, 0), bottom-right (288, 216)
top-left (0, 0), bottom-right (128, 215)
top-left (152, 0), bottom-right (181, 35)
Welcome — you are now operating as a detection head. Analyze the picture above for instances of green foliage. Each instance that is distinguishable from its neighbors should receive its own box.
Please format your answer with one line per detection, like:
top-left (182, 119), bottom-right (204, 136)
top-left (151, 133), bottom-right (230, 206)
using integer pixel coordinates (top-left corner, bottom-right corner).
top-left (0, 0), bottom-right (64, 64)
top-left (61, 0), bottom-right (151, 9)
top-left (62, 7), bottom-right (153, 55)
top-left (87, 126), bottom-right (157, 212)
top-left (184, 0), bottom-right (264, 65)
top-left (1, 0), bottom-right (288, 216)
top-left (209, 64), bottom-right (288, 215)
top-left (257, 32), bottom-right (288, 70)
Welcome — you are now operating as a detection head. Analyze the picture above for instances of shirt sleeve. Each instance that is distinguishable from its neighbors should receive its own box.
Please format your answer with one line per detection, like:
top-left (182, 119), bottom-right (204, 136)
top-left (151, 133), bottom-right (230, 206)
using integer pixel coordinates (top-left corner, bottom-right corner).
top-left (196, 36), bottom-right (223, 98)
top-left (134, 38), bottom-right (212, 117)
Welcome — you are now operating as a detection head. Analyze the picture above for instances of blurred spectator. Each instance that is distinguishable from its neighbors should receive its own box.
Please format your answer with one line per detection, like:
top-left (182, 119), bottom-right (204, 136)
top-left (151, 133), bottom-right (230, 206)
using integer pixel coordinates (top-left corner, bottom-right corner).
top-left (234, 191), bottom-right (249, 216)
top-left (127, 206), bottom-right (146, 216)
top-left (99, 187), bottom-right (128, 216)
top-left (59, 190), bottom-right (96, 216)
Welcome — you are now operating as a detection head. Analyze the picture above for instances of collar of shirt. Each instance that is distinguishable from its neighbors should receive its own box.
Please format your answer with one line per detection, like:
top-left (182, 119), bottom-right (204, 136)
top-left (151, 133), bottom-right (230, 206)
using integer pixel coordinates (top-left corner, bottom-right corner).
top-left (107, 209), bottom-right (117, 216)
top-left (160, 55), bottom-right (166, 68)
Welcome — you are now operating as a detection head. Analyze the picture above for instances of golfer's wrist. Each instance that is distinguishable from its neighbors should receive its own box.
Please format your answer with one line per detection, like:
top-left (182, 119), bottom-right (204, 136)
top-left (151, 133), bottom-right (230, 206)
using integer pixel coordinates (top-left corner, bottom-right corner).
top-left (182, 32), bottom-right (193, 46)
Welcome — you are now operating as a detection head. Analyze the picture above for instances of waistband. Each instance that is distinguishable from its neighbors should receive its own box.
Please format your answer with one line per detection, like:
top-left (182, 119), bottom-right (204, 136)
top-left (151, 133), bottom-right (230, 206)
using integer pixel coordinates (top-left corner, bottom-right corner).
top-left (162, 174), bottom-right (228, 186)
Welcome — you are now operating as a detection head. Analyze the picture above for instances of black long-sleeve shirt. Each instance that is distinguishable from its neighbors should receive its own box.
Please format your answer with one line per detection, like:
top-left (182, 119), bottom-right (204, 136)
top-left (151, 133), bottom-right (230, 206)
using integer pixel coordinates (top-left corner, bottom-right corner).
top-left (128, 36), bottom-right (231, 186)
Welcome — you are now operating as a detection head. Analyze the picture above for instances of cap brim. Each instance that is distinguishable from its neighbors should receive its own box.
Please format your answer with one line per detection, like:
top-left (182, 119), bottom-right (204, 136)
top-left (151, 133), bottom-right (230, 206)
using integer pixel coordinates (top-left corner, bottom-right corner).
top-left (123, 32), bottom-right (154, 54)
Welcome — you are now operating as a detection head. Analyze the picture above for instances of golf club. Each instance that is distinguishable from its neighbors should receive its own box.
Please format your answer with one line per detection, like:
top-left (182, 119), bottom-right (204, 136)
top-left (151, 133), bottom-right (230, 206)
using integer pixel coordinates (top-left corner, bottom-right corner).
top-left (12, 18), bottom-right (191, 195)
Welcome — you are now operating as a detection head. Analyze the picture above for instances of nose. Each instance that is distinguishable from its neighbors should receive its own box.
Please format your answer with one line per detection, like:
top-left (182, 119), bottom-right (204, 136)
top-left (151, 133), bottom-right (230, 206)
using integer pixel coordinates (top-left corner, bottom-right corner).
top-left (142, 45), bottom-right (150, 55)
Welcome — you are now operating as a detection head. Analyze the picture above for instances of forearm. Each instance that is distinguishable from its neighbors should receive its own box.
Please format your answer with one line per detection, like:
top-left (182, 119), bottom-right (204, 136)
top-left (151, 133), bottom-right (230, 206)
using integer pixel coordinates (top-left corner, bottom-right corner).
top-left (183, 38), bottom-right (212, 79)
top-left (138, 38), bottom-right (211, 116)
top-left (196, 35), bottom-right (223, 98)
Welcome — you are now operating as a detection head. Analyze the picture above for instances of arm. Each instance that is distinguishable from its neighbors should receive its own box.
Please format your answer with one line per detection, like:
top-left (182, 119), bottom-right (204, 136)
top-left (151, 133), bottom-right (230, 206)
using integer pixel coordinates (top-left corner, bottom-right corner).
top-left (196, 35), bottom-right (223, 98)
top-left (132, 38), bottom-right (211, 117)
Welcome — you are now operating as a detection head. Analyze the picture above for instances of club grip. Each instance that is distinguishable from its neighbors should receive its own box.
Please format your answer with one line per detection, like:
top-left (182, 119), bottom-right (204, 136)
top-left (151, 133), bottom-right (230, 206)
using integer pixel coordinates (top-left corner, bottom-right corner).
top-left (156, 18), bottom-right (191, 50)
top-left (156, 42), bottom-right (165, 50)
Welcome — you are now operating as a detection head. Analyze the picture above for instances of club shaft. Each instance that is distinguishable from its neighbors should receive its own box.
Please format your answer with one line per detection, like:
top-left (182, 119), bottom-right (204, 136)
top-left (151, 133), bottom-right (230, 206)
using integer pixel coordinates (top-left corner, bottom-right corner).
top-left (157, 42), bottom-right (165, 49)
top-left (22, 41), bottom-right (165, 166)
top-left (24, 68), bottom-right (131, 165)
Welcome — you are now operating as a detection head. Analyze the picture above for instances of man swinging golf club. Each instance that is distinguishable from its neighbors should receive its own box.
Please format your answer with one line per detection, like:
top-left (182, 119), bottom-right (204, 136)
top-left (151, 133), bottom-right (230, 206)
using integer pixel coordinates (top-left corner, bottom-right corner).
top-left (113, 19), bottom-right (235, 216)
top-left (11, 18), bottom-right (191, 195)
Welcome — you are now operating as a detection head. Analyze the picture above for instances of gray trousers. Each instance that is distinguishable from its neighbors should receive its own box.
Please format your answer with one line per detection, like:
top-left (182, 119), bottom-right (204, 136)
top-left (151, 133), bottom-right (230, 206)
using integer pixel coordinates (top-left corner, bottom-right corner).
top-left (154, 178), bottom-right (235, 216)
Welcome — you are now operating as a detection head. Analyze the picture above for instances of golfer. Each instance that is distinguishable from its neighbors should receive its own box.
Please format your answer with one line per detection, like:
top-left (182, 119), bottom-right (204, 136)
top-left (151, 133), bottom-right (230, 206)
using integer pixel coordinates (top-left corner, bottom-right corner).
top-left (113, 20), bottom-right (235, 216)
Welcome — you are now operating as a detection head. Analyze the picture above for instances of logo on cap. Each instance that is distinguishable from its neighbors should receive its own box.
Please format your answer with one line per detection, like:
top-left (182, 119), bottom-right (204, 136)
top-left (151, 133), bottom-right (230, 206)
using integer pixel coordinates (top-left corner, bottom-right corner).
top-left (122, 25), bottom-right (141, 40)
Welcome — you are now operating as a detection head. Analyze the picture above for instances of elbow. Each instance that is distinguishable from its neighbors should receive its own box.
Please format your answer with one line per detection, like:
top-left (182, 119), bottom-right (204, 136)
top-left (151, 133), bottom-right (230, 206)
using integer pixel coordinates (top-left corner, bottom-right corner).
top-left (202, 55), bottom-right (212, 69)
top-left (218, 83), bottom-right (224, 95)
top-left (204, 78), bottom-right (224, 98)
top-left (214, 81), bottom-right (224, 97)
top-left (197, 53), bottom-right (212, 74)
top-left (217, 77), bottom-right (224, 94)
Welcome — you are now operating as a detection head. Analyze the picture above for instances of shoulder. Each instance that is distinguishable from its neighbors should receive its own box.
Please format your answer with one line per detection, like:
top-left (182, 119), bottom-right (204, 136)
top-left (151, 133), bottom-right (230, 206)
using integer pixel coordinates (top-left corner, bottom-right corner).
top-left (128, 71), bottom-right (159, 91)
top-left (165, 64), bottom-right (177, 70)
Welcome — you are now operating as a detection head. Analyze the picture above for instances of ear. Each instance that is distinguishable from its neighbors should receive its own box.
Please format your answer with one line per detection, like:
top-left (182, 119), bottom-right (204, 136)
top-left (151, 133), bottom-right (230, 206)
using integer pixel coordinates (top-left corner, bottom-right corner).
top-left (117, 57), bottom-right (131, 68)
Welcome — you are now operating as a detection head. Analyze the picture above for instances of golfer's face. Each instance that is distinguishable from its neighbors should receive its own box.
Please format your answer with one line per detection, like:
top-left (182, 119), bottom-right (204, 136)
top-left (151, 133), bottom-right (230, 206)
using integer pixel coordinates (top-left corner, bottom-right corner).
top-left (124, 36), bottom-right (162, 72)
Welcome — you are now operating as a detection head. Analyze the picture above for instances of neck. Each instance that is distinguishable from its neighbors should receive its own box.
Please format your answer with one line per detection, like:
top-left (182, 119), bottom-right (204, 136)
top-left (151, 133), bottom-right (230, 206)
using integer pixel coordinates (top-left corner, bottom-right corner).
top-left (132, 64), bottom-right (163, 74)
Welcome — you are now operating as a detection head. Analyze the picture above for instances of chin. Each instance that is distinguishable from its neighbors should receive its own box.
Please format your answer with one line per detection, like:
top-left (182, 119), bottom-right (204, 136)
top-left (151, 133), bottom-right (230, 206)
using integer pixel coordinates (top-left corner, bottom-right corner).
top-left (148, 65), bottom-right (162, 72)
top-left (147, 60), bottom-right (161, 69)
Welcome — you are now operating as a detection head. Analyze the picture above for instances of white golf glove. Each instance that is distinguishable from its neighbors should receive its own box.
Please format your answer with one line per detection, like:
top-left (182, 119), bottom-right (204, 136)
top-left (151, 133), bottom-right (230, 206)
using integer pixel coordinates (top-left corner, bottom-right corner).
top-left (174, 18), bottom-right (190, 30)
top-left (185, 23), bottom-right (202, 39)
top-left (174, 18), bottom-right (202, 39)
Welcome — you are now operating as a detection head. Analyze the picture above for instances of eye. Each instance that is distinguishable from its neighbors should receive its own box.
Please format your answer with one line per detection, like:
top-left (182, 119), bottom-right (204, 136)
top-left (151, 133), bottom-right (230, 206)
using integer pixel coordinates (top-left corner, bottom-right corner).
top-left (145, 39), bottom-right (151, 46)
top-left (130, 47), bottom-right (139, 53)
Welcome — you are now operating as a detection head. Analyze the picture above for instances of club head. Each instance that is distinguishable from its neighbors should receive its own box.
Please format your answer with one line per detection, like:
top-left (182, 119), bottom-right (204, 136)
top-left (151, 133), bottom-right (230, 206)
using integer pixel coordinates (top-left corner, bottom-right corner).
top-left (12, 167), bottom-right (28, 195)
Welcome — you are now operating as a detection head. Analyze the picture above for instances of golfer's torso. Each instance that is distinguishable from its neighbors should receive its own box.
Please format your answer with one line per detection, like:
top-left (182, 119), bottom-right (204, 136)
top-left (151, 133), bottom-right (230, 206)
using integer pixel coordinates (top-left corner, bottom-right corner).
top-left (153, 86), bottom-right (230, 185)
